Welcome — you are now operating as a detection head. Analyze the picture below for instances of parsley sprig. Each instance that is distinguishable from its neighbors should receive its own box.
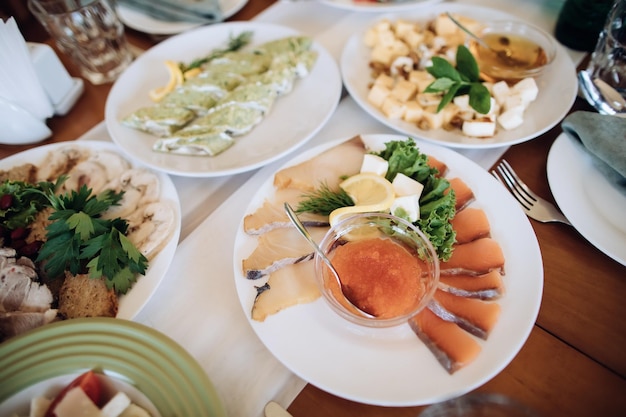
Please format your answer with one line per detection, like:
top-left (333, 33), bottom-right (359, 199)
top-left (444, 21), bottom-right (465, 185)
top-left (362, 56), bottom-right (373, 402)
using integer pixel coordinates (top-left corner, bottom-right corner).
top-left (424, 45), bottom-right (491, 114)
top-left (37, 185), bottom-right (148, 295)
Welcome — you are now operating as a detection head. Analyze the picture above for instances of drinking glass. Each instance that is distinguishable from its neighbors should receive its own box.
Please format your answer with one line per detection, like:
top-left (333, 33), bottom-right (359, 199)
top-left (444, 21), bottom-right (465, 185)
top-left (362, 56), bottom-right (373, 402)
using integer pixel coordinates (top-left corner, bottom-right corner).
top-left (419, 393), bottom-right (541, 417)
top-left (27, 0), bottom-right (134, 85)
top-left (578, 0), bottom-right (626, 116)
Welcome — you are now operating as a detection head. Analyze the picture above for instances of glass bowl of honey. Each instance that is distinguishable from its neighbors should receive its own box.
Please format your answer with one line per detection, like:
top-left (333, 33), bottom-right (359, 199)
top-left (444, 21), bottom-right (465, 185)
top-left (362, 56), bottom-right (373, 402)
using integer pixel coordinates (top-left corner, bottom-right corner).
top-left (314, 212), bottom-right (440, 328)
top-left (471, 20), bottom-right (557, 81)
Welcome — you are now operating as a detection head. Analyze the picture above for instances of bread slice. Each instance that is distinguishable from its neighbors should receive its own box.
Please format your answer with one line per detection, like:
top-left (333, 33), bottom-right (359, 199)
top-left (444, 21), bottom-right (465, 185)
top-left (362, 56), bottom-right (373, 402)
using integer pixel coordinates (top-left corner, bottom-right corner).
top-left (58, 273), bottom-right (118, 319)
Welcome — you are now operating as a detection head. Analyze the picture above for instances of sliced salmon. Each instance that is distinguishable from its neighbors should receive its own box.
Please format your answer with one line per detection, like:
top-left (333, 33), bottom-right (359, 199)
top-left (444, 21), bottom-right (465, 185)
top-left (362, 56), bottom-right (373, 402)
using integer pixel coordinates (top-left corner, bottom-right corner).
top-left (441, 237), bottom-right (505, 276)
top-left (251, 259), bottom-right (320, 322)
top-left (409, 308), bottom-right (482, 374)
top-left (426, 155), bottom-right (448, 177)
top-left (438, 270), bottom-right (504, 300)
top-left (451, 207), bottom-right (491, 244)
top-left (445, 177), bottom-right (475, 211)
top-left (242, 226), bottom-right (328, 280)
top-left (273, 136), bottom-right (365, 192)
top-left (429, 289), bottom-right (501, 339)
top-left (244, 188), bottom-right (328, 235)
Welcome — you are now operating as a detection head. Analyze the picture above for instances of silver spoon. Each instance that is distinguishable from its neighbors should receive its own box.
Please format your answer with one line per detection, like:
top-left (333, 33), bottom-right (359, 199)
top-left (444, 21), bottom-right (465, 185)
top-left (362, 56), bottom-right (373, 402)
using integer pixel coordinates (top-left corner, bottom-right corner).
top-left (283, 203), bottom-right (375, 318)
top-left (446, 12), bottom-right (523, 67)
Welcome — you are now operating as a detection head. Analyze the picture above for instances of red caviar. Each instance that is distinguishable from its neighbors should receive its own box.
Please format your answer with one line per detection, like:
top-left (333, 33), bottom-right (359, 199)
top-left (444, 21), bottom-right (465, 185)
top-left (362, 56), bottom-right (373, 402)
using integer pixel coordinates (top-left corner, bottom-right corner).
top-left (331, 237), bottom-right (425, 318)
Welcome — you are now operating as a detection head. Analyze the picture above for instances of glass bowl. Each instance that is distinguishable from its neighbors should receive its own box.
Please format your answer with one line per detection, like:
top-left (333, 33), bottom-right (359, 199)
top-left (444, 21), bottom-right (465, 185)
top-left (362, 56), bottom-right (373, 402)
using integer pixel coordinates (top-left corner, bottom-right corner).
top-left (314, 212), bottom-right (440, 328)
top-left (471, 20), bottom-right (557, 81)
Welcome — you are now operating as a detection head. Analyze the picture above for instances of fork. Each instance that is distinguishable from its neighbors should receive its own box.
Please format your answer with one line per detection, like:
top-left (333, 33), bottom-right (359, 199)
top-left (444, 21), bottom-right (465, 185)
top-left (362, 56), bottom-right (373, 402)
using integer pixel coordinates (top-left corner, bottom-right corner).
top-left (491, 159), bottom-right (571, 225)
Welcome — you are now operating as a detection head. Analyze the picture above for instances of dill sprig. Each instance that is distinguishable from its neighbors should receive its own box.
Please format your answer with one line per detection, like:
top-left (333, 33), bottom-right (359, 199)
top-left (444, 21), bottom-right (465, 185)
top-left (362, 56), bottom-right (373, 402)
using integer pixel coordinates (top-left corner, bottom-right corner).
top-left (295, 183), bottom-right (354, 216)
top-left (180, 31), bottom-right (254, 72)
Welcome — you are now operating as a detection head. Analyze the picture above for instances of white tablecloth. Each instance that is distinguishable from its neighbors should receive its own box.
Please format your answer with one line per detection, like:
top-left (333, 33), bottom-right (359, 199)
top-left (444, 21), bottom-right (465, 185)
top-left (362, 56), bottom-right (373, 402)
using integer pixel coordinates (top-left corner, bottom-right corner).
top-left (80, 1), bottom-right (586, 416)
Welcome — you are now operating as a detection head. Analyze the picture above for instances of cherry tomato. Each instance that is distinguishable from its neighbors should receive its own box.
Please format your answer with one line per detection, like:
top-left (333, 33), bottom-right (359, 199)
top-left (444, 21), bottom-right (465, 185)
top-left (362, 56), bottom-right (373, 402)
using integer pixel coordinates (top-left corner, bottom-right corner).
top-left (44, 370), bottom-right (103, 417)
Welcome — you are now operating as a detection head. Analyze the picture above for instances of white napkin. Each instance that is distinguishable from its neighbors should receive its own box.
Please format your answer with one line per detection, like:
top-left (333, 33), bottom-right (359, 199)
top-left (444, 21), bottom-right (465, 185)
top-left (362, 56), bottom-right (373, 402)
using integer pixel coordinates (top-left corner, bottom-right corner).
top-left (0, 18), bottom-right (53, 121)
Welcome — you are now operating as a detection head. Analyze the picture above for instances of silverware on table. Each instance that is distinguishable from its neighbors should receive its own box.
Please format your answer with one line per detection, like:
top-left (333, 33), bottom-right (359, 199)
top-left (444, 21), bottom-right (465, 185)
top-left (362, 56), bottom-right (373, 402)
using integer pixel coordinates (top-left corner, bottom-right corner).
top-left (491, 159), bottom-right (572, 225)
top-left (264, 401), bottom-right (293, 417)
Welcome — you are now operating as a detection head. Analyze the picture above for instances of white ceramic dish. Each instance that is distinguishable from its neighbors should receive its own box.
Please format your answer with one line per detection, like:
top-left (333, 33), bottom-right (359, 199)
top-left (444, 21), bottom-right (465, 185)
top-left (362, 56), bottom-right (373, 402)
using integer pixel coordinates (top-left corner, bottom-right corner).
top-left (116, 0), bottom-right (248, 35)
top-left (233, 133), bottom-right (543, 406)
top-left (340, 4), bottom-right (578, 149)
top-left (105, 21), bottom-right (341, 177)
top-left (547, 133), bottom-right (626, 266)
top-left (0, 141), bottom-right (181, 319)
top-left (319, 0), bottom-right (443, 13)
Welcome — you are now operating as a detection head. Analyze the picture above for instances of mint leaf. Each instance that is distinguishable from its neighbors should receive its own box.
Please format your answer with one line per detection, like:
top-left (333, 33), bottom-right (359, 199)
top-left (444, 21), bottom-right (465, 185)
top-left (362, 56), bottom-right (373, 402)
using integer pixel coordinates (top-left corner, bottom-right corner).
top-left (456, 45), bottom-right (480, 82)
top-left (469, 82), bottom-right (492, 114)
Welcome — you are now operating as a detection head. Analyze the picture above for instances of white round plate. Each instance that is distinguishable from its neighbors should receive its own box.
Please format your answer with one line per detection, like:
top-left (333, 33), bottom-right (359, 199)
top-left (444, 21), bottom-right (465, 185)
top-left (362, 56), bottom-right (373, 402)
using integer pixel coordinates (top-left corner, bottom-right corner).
top-left (117, 0), bottom-right (248, 35)
top-left (233, 133), bottom-right (543, 406)
top-left (340, 4), bottom-right (578, 149)
top-left (0, 141), bottom-right (181, 319)
top-left (319, 0), bottom-right (443, 13)
top-left (547, 133), bottom-right (626, 266)
top-left (105, 22), bottom-right (341, 177)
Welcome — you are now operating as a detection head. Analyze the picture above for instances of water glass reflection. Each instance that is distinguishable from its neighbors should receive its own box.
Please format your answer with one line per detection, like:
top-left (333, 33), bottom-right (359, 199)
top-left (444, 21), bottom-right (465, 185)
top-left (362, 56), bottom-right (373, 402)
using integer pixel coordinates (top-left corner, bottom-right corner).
top-left (27, 0), bottom-right (134, 85)
top-left (579, 0), bottom-right (626, 116)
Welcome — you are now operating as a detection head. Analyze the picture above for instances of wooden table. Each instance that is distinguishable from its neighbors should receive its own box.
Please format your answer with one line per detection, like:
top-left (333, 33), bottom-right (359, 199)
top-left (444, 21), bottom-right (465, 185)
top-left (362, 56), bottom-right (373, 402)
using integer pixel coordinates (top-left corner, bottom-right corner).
top-left (7, 1), bottom-right (626, 416)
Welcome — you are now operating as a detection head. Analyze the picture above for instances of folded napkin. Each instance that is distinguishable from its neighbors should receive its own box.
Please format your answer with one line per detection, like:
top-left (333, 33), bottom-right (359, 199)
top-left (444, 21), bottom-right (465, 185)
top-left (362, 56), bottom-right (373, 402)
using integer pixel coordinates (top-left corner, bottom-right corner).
top-left (118, 0), bottom-right (223, 24)
top-left (561, 111), bottom-right (626, 189)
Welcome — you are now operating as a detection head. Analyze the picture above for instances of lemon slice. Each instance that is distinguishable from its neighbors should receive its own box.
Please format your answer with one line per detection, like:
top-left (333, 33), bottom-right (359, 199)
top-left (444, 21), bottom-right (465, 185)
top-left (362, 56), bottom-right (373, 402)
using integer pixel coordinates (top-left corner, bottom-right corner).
top-left (149, 60), bottom-right (184, 102)
top-left (329, 173), bottom-right (395, 227)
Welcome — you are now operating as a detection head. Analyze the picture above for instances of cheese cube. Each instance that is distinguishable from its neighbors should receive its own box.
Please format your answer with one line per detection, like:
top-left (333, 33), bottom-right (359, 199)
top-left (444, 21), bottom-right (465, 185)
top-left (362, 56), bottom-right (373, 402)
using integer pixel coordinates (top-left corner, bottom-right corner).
top-left (381, 96), bottom-right (406, 119)
top-left (453, 94), bottom-right (472, 111)
top-left (392, 173), bottom-right (424, 197)
top-left (373, 73), bottom-right (395, 89)
top-left (462, 119), bottom-right (496, 137)
top-left (408, 70), bottom-right (435, 92)
top-left (498, 106), bottom-right (525, 130)
top-left (402, 30), bottom-right (425, 49)
top-left (360, 154), bottom-right (389, 176)
top-left (391, 79), bottom-right (418, 102)
top-left (503, 93), bottom-right (529, 111)
top-left (512, 77), bottom-right (539, 102)
top-left (394, 20), bottom-right (416, 39)
top-left (367, 83), bottom-right (390, 108)
top-left (371, 45), bottom-right (396, 66)
top-left (391, 195), bottom-right (420, 223)
top-left (434, 13), bottom-right (458, 36)
top-left (417, 92), bottom-right (441, 107)
top-left (420, 106), bottom-right (445, 130)
top-left (403, 101), bottom-right (424, 123)
top-left (101, 392), bottom-right (132, 417)
top-left (54, 387), bottom-right (102, 417)
top-left (491, 80), bottom-right (510, 106)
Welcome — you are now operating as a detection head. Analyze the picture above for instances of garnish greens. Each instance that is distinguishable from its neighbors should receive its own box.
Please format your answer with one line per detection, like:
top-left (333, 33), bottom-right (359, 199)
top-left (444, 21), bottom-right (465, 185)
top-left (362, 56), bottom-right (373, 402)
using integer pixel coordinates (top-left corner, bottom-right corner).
top-left (424, 45), bottom-right (491, 114)
top-left (0, 179), bottom-right (61, 230)
top-left (180, 31), bottom-right (254, 73)
top-left (296, 139), bottom-right (457, 261)
top-left (36, 185), bottom-right (148, 295)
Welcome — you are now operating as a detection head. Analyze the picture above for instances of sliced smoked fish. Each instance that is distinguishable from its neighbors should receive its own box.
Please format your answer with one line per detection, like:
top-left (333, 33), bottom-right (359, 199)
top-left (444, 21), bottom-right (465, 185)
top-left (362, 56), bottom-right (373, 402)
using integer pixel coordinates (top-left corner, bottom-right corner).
top-left (242, 226), bottom-right (327, 279)
top-left (426, 155), bottom-right (448, 177)
top-left (409, 307), bottom-right (482, 374)
top-left (244, 188), bottom-right (328, 235)
top-left (441, 238), bottom-right (505, 276)
top-left (251, 260), bottom-right (320, 322)
top-left (446, 177), bottom-right (475, 211)
top-left (438, 270), bottom-right (504, 300)
top-left (273, 136), bottom-right (365, 192)
top-left (451, 207), bottom-right (491, 244)
top-left (429, 289), bottom-right (501, 340)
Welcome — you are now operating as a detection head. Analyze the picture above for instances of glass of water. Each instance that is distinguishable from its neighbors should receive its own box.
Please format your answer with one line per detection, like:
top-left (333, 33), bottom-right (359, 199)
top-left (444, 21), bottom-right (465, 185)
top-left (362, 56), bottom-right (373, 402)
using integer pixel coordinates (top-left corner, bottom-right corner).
top-left (579, 0), bottom-right (626, 116)
top-left (27, 0), bottom-right (134, 85)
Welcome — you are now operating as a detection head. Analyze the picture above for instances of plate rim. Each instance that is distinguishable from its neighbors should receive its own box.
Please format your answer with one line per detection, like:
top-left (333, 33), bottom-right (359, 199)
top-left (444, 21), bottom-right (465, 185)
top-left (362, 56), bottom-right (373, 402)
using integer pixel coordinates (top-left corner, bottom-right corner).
top-left (319, 0), bottom-right (444, 13)
top-left (105, 21), bottom-right (342, 178)
top-left (0, 140), bottom-right (182, 320)
top-left (547, 132), bottom-right (626, 266)
top-left (340, 3), bottom-right (578, 149)
top-left (0, 317), bottom-right (226, 417)
top-left (232, 133), bottom-right (544, 406)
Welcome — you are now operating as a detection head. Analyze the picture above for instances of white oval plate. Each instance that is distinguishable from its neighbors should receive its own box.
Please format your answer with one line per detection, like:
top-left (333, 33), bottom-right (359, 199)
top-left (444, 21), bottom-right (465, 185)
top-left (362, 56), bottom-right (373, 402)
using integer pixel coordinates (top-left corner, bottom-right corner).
top-left (340, 4), bottom-right (578, 149)
top-left (320, 0), bottom-right (443, 13)
top-left (0, 141), bottom-right (181, 319)
top-left (106, 22), bottom-right (342, 177)
top-left (117, 0), bottom-right (248, 35)
top-left (547, 133), bottom-right (626, 266)
top-left (233, 133), bottom-right (543, 406)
